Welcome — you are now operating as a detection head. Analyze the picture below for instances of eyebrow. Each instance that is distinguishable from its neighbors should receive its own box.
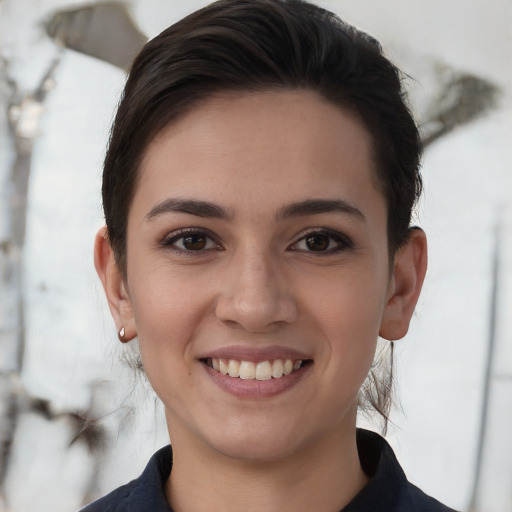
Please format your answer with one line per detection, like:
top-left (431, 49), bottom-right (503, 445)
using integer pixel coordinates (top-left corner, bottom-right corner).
top-left (277, 199), bottom-right (365, 221)
top-left (145, 197), bottom-right (365, 222)
top-left (145, 198), bottom-right (231, 221)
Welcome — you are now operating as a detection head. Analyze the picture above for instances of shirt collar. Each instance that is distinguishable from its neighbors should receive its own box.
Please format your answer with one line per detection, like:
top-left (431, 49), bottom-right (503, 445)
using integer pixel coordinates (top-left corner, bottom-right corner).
top-left (135, 428), bottom-right (407, 512)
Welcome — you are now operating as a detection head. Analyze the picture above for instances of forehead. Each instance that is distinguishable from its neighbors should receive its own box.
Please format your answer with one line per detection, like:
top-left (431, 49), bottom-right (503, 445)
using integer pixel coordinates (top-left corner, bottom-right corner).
top-left (134, 90), bottom-right (382, 218)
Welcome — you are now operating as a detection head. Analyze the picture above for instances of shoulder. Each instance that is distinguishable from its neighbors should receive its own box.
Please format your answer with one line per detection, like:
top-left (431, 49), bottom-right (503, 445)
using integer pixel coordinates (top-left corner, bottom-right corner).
top-left (79, 445), bottom-right (173, 512)
top-left (398, 481), bottom-right (459, 512)
top-left (79, 480), bottom-right (138, 512)
top-left (346, 429), bottom-right (459, 512)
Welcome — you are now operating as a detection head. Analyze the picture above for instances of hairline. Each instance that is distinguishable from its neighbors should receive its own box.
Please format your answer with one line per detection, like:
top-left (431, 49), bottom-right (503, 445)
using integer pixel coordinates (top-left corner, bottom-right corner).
top-left (114, 86), bottom-right (393, 272)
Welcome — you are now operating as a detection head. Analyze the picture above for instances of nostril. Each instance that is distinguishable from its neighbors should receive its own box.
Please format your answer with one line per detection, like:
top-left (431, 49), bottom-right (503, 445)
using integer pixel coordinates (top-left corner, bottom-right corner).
top-left (216, 292), bottom-right (297, 330)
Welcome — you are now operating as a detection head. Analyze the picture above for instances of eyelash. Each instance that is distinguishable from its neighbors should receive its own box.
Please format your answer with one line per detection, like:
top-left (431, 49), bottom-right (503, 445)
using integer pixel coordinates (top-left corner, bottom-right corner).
top-left (289, 228), bottom-right (353, 254)
top-left (160, 228), bottom-right (222, 255)
top-left (161, 227), bottom-right (353, 256)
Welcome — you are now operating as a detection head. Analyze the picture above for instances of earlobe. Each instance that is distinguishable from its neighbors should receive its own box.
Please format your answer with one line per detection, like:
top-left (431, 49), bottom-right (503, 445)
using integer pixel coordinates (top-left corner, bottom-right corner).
top-left (379, 228), bottom-right (428, 341)
top-left (94, 227), bottom-right (137, 342)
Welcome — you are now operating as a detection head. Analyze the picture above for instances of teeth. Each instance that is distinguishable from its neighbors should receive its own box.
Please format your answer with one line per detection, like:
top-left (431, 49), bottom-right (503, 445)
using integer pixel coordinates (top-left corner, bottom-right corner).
top-left (256, 361), bottom-right (272, 381)
top-left (228, 359), bottom-right (240, 378)
top-left (210, 358), bottom-right (304, 380)
top-left (219, 359), bottom-right (228, 375)
top-left (272, 359), bottom-right (283, 378)
top-left (239, 361), bottom-right (256, 380)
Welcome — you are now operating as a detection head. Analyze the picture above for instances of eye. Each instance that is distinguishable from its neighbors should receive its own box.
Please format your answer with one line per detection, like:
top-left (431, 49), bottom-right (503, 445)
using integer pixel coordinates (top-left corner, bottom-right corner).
top-left (291, 229), bottom-right (352, 253)
top-left (162, 229), bottom-right (221, 253)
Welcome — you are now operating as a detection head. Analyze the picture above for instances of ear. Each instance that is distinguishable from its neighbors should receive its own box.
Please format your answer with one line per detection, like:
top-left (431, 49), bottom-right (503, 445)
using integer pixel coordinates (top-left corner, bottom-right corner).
top-left (94, 227), bottom-right (136, 341)
top-left (379, 228), bottom-right (428, 341)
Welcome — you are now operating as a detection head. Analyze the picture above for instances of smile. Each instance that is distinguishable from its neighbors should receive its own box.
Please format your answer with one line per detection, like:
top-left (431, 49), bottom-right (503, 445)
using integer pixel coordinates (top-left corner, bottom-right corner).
top-left (204, 358), bottom-right (305, 380)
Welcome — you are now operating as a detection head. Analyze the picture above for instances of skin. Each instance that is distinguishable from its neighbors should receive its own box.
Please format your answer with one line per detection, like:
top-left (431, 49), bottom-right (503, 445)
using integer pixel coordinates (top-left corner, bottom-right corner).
top-left (95, 90), bottom-right (427, 512)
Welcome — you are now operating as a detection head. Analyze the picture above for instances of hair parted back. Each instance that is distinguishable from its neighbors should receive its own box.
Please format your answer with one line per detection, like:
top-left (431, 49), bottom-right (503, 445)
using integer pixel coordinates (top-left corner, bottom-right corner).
top-left (102, 0), bottom-right (423, 429)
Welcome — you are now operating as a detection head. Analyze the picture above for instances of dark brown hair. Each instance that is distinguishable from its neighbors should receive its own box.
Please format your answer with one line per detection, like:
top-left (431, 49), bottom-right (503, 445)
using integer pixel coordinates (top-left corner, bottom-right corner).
top-left (102, 0), bottom-right (423, 427)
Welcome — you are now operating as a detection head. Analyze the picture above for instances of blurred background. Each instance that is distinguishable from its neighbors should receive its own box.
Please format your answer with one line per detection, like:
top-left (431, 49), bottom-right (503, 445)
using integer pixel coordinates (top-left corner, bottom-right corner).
top-left (0, 1), bottom-right (511, 510)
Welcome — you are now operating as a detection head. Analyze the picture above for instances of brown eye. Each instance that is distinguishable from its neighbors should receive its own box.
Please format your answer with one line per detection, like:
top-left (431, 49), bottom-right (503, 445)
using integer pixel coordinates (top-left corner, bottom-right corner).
top-left (291, 229), bottom-right (353, 254)
top-left (183, 234), bottom-right (207, 250)
top-left (305, 234), bottom-right (330, 251)
top-left (163, 230), bottom-right (220, 253)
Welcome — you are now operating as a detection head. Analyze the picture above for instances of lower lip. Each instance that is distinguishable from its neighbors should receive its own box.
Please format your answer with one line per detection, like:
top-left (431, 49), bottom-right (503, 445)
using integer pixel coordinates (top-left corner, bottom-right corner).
top-left (202, 362), bottom-right (310, 398)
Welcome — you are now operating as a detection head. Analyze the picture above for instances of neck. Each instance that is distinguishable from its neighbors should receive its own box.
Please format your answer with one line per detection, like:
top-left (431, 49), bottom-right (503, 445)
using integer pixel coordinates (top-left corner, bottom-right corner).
top-left (165, 417), bottom-right (368, 512)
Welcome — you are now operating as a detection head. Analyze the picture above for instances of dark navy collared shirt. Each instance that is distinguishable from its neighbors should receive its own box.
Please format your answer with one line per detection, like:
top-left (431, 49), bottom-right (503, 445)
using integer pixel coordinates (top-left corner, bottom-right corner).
top-left (80, 429), bottom-right (458, 512)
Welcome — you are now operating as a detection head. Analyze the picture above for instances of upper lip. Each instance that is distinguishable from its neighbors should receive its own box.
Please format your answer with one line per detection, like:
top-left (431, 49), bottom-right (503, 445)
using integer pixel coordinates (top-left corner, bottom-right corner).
top-left (199, 345), bottom-right (312, 362)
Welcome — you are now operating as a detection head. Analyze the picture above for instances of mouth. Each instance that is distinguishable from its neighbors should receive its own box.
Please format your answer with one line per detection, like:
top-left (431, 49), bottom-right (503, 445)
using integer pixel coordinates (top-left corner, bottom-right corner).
top-left (201, 358), bottom-right (312, 381)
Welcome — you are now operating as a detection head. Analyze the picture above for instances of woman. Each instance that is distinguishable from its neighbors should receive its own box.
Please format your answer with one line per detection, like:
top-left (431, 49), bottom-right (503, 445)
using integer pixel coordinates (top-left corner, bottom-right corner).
top-left (83, 0), bottom-right (457, 510)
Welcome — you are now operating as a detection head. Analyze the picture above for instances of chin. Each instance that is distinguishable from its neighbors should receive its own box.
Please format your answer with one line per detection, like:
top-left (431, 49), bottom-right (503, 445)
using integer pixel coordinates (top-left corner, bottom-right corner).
top-left (200, 418), bottom-right (313, 463)
top-left (212, 437), bottom-right (299, 463)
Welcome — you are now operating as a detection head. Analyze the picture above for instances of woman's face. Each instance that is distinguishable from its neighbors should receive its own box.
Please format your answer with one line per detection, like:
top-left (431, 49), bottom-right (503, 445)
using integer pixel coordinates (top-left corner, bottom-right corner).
top-left (121, 90), bottom-right (397, 460)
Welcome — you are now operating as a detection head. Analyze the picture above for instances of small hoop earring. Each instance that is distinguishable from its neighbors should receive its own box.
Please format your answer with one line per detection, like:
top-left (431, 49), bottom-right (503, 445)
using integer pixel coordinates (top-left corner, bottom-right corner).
top-left (118, 326), bottom-right (128, 343)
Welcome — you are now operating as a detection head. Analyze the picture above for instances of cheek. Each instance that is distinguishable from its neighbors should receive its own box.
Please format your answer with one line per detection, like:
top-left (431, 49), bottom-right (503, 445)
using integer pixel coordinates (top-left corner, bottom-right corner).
top-left (128, 270), bottom-right (200, 364)
top-left (130, 260), bottom-right (211, 325)
top-left (304, 269), bottom-right (387, 380)
top-left (131, 285), bottom-right (198, 403)
top-left (127, 261), bottom-right (223, 383)
top-left (305, 266), bottom-right (388, 333)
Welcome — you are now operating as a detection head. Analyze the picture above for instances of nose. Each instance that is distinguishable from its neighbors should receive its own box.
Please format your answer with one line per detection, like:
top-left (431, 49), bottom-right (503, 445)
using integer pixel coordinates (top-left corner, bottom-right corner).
top-left (215, 249), bottom-right (298, 333)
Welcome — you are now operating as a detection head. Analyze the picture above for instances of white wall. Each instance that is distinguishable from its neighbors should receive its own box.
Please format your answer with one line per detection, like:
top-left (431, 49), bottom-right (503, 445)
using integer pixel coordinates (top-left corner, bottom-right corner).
top-left (0, 1), bottom-right (510, 511)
